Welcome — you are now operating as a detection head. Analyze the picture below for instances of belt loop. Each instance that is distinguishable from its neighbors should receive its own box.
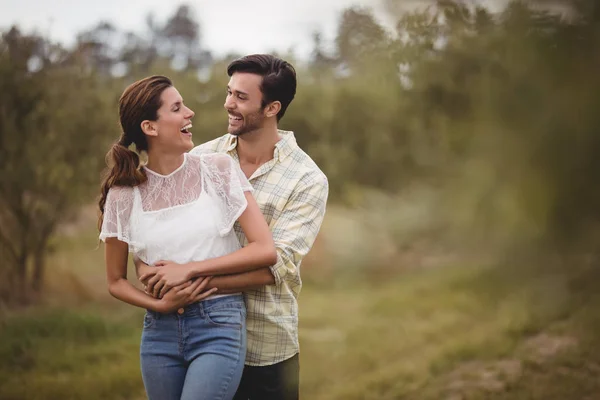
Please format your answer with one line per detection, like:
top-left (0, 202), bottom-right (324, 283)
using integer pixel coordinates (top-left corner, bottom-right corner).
top-left (197, 300), bottom-right (205, 317)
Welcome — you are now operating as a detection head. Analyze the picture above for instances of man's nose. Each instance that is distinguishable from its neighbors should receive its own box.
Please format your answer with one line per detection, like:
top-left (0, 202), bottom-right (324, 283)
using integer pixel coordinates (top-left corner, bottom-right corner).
top-left (224, 95), bottom-right (235, 110)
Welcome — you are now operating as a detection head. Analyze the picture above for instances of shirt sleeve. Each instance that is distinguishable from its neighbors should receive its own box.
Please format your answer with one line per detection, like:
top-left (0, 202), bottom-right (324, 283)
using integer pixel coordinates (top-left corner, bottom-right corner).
top-left (202, 153), bottom-right (253, 237)
top-left (269, 173), bottom-right (329, 287)
top-left (99, 186), bottom-right (135, 245)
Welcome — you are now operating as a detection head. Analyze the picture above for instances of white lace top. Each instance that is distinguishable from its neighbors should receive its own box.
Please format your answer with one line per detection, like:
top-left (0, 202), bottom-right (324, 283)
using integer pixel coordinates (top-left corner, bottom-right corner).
top-left (99, 152), bottom-right (253, 268)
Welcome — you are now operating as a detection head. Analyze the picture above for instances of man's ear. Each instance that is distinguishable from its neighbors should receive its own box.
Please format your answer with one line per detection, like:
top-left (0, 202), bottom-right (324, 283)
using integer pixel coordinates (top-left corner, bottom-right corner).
top-left (264, 101), bottom-right (281, 119)
top-left (141, 120), bottom-right (158, 137)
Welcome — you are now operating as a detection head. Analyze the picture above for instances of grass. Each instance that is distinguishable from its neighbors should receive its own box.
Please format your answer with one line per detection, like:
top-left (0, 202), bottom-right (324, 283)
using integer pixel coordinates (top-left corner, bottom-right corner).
top-left (0, 307), bottom-right (146, 400)
top-left (2, 210), bottom-right (600, 399)
top-left (297, 259), bottom-right (600, 400)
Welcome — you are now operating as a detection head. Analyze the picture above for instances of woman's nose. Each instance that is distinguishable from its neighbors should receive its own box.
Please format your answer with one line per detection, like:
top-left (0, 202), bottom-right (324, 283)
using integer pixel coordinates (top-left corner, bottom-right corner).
top-left (185, 107), bottom-right (195, 119)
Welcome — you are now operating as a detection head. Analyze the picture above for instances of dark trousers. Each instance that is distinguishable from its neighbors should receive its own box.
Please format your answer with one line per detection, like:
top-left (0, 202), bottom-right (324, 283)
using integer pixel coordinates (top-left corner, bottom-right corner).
top-left (233, 353), bottom-right (299, 400)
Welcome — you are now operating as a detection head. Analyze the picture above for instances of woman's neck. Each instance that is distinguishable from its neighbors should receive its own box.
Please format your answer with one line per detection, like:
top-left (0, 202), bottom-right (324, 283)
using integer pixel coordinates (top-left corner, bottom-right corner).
top-left (145, 151), bottom-right (185, 176)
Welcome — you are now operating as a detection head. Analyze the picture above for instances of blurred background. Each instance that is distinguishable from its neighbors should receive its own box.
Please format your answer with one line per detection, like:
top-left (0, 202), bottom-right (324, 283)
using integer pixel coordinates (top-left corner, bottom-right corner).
top-left (1, 0), bottom-right (600, 398)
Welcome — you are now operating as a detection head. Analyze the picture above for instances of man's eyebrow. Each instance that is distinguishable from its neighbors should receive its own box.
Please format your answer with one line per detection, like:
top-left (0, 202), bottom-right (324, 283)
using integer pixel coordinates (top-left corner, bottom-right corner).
top-left (228, 86), bottom-right (248, 96)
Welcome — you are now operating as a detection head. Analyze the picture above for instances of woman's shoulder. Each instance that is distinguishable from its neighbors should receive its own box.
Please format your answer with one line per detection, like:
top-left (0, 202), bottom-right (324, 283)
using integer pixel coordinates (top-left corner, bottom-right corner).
top-left (191, 151), bottom-right (233, 172)
top-left (191, 150), bottom-right (229, 161)
top-left (106, 185), bottom-right (136, 205)
top-left (186, 151), bottom-right (204, 167)
top-left (108, 184), bottom-right (135, 196)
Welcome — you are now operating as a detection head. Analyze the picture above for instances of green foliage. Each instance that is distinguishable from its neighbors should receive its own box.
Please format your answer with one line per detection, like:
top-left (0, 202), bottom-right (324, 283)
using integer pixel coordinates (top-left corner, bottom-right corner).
top-left (297, 0), bottom-right (600, 251)
top-left (0, 28), bottom-right (116, 303)
top-left (1, 0), bottom-right (599, 302)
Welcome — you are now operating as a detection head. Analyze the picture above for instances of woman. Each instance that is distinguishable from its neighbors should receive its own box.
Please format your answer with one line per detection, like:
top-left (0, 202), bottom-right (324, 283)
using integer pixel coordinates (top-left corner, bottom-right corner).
top-left (98, 75), bottom-right (276, 400)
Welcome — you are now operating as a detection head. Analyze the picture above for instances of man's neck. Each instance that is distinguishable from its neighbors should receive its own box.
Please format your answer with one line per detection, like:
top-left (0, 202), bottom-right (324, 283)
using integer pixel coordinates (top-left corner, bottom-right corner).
top-left (235, 125), bottom-right (281, 166)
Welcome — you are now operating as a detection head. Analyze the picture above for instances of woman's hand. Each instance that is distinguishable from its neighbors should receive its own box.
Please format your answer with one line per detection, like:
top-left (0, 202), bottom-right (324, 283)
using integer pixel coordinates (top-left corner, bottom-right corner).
top-left (157, 277), bottom-right (217, 313)
top-left (141, 260), bottom-right (192, 298)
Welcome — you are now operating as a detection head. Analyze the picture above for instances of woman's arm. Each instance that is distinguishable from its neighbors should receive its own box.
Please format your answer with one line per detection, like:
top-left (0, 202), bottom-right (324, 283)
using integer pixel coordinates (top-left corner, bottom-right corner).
top-left (142, 192), bottom-right (277, 298)
top-left (189, 192), bottom-right (277, 275)
top-left (105, 238), bottom-right (216, 312)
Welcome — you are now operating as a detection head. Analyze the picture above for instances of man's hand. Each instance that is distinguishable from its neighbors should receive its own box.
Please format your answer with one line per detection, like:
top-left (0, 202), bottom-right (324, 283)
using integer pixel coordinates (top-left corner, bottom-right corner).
top-left (141, 260), bottom-right (192, 299)
top-left (157, 277), bottom-right (217, 313)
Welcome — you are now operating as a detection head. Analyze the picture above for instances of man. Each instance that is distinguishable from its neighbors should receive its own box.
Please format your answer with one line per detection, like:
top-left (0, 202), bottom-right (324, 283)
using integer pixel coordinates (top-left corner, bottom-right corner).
top-left (139, 54), bottom-right (328, 399)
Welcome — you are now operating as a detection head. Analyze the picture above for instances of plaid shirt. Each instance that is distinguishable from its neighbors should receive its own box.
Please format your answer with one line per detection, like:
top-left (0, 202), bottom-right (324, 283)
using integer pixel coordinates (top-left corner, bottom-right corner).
top-left (191, 130), bottom-right (329, 366)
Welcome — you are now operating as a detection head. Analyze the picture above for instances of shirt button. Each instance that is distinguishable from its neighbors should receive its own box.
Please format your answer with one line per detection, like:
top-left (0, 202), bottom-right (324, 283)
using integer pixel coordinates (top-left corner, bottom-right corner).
top-left (177, 308), bottom-right (184, 315)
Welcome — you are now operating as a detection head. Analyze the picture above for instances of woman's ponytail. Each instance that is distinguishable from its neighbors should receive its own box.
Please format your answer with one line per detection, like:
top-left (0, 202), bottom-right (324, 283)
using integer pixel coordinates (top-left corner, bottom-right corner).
top-left (97, 137), bottom-right (147, 231)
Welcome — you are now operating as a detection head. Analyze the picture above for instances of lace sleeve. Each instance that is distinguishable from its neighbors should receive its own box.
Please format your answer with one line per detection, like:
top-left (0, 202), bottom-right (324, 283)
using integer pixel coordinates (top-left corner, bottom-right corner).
top-left (99, 186), bottom-right (135, 245)
top-left (202, 153), bottom-right (254, 237)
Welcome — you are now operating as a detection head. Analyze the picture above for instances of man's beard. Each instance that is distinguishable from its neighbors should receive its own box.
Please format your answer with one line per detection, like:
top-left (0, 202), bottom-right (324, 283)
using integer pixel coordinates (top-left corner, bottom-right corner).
top-left (229, 109), bottom-right (264, 136)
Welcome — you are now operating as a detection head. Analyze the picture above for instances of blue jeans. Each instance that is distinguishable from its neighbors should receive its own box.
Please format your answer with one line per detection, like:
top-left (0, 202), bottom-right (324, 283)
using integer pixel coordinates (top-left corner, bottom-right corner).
top-left (140, 294), bottom-right (247, 400)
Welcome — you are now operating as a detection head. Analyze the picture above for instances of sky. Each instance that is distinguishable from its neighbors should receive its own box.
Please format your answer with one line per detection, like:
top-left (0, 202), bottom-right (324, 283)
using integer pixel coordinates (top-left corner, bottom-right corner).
top-left (1, 1), bottom-right (560, 60)
top-left (0, 0), bottom-right (392, 59)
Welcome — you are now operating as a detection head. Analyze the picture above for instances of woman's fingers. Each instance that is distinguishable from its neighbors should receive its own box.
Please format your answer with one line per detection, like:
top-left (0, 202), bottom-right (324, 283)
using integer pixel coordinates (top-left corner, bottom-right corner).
top-left (146, 274), bottom-right (161, 294)
top-left (164, 277), bottom-right (216, 307)
top-left (159, 283), bottom-right (172, 299)
top-left (192, 288), bottom-right (218, 303)
top-left (192, 287), bottom-right (218, 303)
top-left (172, 280), bottom-right (193, 292)
top-left (182, 277), bottom-right (205, 295)
top-left (152, 280), bottom-right (165, 298)
top-left (190, 277), bottom-right (212, 298)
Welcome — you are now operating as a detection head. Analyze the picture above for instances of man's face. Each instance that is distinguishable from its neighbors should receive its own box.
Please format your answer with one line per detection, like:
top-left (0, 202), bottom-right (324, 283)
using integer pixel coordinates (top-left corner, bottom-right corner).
top-left (224, 72), bottom-right (266, 136)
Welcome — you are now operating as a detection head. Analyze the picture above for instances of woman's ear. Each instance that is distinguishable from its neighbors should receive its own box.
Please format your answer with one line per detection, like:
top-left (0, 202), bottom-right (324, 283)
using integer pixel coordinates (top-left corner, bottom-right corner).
top-left (141, 120), bottom-right (158, 137)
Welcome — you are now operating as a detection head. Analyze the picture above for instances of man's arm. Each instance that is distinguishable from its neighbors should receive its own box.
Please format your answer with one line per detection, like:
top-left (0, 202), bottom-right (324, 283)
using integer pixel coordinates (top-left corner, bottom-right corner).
top-left (206, 267), bottom-right (275, 294)
top-left (134, 256), bottom-right (275, 294)
top-left (209, 173), bottom-right (329, 293)
top-left (135, 172), bottom-right (329, 295)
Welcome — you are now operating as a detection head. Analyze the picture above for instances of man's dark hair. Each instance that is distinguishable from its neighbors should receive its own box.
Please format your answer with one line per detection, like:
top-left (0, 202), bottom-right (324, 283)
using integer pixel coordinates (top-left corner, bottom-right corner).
top-left (227, 54), bottom-right (297, 122)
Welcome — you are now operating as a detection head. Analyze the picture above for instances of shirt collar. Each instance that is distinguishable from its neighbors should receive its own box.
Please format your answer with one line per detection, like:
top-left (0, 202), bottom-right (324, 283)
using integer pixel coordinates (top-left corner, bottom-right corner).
top-left (225, 130), bottom-right (297, 162)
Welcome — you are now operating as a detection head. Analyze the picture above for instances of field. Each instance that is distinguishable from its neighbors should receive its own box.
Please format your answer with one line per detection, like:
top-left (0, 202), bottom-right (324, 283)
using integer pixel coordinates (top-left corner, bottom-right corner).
top-left (1, 207), bottom-right (599, 400)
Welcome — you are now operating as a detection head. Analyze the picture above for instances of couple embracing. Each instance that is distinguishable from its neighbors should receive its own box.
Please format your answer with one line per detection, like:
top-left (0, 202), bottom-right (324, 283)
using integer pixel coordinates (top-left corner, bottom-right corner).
top-left (99, 54), bottom-right (328, 399)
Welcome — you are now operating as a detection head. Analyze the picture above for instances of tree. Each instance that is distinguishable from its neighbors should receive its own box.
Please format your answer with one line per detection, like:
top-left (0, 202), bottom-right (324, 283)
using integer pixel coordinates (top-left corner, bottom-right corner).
top-left (76, 21), bottom-right (120, 76)
top-left (0, 28), bottom-right (115, 304)
top-left (335, 7), bottom-right (391, 72)
top-left (160, 4), bottom-right (211, 71)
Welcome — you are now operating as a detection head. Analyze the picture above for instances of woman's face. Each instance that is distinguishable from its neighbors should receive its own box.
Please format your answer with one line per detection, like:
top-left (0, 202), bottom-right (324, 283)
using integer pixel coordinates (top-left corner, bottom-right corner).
top-left (146, 86), bottom-right (195, 153)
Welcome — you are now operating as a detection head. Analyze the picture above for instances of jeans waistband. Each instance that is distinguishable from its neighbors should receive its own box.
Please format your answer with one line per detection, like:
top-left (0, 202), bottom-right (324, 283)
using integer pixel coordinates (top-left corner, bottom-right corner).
top-left (148, 293), bottom-right (244, 319)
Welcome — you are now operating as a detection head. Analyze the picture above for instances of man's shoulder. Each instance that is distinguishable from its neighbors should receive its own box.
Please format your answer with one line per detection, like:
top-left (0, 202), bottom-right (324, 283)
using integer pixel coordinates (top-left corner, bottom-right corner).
top-left (287, 145), bottom-right (328, 186)
top-left (191, 133), bottom-right (231, 155)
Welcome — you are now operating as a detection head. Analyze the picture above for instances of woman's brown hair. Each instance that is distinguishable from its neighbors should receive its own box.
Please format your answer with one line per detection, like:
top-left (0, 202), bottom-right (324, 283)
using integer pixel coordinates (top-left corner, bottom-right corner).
top-left (98, 75), bottom-right (173, 230)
